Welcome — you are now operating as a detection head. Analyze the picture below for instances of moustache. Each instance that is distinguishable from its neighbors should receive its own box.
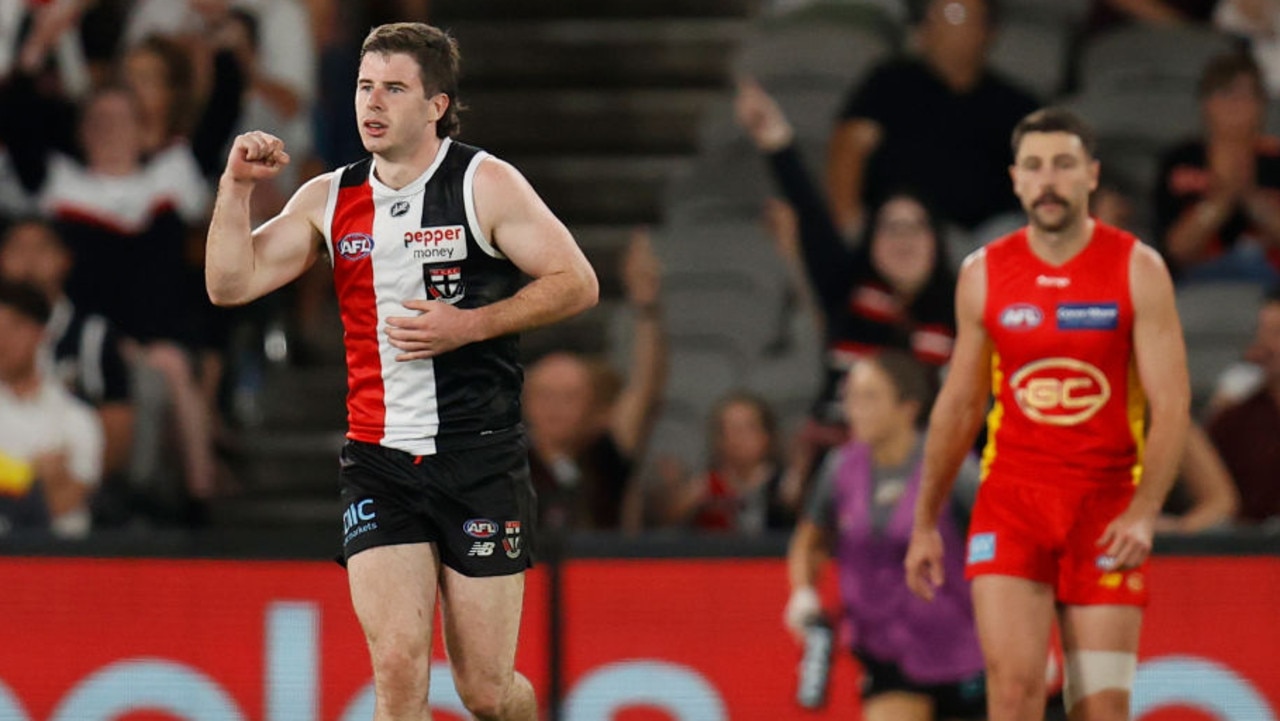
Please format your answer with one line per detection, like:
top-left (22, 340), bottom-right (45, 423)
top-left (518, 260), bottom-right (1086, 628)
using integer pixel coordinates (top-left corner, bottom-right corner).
top-left (1033, 193), bottom-right (1068, 208)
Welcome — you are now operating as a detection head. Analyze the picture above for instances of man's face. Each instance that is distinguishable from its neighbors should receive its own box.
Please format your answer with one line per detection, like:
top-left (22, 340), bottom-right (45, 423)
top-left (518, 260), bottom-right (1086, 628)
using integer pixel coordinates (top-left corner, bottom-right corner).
top-left (355, 52), bottom-right (445, 159)
top-left (1011, 131), bottom-right (1099, 234)
top-left (81, 91), bottom-right (142, 170)
top-left (920, 0), bottom-right (991, 63)
top-left (0, 223), bottom-right (69, 298)
top-left (523, 355), bottom-right (597, 448)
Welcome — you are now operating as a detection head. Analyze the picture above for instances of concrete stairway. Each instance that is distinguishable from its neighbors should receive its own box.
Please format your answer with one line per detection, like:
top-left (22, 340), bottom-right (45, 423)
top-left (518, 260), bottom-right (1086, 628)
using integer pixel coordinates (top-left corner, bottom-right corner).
top-left (206, 0), bottom-right (756, 530)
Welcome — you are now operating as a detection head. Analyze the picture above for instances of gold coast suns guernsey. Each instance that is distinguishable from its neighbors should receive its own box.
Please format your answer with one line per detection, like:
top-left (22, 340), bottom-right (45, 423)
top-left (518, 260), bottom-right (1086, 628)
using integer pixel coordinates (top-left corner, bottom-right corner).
top-left (981, 222), bottom-right (1146, 487)
top-left (322, 138), bottom-right (523, 455)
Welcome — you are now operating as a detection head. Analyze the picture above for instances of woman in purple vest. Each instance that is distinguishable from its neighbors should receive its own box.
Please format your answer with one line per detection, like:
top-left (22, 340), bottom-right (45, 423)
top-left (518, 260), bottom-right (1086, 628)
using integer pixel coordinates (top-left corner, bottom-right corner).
top-left (784, 349), bottom-right (985, 721)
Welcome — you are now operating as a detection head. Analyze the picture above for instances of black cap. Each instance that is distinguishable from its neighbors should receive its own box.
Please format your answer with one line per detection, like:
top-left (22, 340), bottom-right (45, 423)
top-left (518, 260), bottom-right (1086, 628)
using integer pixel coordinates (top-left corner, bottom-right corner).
top-left (0, 280), bottom-right (51, 326)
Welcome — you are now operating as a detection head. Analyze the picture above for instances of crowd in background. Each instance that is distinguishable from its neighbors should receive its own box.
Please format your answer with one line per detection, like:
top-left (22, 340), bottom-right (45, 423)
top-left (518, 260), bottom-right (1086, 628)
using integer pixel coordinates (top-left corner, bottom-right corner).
top-left (0, 0), bottom-right (1276, 541)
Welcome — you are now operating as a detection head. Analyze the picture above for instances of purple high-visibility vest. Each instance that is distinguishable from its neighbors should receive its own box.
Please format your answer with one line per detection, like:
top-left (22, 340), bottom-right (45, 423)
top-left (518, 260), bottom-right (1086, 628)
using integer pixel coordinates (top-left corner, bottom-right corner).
top-left (831, 441), bottom-right (984, 684)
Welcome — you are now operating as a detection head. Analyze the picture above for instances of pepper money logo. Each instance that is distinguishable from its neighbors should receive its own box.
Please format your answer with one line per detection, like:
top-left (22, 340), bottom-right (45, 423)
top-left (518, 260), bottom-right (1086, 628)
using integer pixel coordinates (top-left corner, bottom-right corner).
top-left (1009, 358), bottom-right (1110, 426)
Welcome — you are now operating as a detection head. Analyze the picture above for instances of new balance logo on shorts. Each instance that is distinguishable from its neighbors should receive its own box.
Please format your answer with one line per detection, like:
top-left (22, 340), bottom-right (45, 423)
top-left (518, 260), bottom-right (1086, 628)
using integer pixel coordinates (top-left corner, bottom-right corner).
top-left (968, 533), bottom-right (996, 564)
top-left (468, 542), bottom-right (496, 557)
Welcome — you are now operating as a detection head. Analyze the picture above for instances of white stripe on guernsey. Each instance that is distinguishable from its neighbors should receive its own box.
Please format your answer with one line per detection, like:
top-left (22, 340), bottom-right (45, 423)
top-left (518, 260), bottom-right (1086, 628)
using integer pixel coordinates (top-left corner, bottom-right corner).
top-left (320, 170), bottom-right (342, 267)
top-left (371, 140), bottom-right (454, 455)
top-left (80, 315), bottom-right (108, 402)
top-left (463, 152), bottom-right (502, 259)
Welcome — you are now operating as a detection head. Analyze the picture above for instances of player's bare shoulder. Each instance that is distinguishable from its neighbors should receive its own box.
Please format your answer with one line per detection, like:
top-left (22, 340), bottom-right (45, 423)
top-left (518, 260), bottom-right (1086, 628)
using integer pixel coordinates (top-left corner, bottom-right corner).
top-left (955, 247), bottom-right (989, 318)
top-left (284, 171), bottom-right (337, 222)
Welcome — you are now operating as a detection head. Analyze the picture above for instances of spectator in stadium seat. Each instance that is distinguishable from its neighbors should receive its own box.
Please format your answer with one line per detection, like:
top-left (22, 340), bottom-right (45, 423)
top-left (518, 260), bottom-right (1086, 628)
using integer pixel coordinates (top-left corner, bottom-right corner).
top-left (658, 390), bottom-right (795, 534)
top-left (523, 230), bottom-right (667, 533)
top-left (0, 219), bottom-right (133, 483)
top-left (824, 0), bottom-right (1038, 239)
top-left (1207, 284), bottom-right (1280, 524)
top-left (1155, 52), bottom-right (1280, 285)
top-left (0, 280), bottom-right (102, 538)
top-left (737, 76), bottom-right (958, 505)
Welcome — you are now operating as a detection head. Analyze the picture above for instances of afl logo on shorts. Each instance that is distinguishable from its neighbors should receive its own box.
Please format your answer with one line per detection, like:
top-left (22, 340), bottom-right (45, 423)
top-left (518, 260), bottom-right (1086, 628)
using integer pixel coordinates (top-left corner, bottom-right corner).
top-left (999, 303), bottom-right (1043, 330)
top-left (463, 518), bottom-right (498, 539)
top-left (1010, 358), bottom-right (1111, 426)
top-left (337, 233), bottom-right (374, 261)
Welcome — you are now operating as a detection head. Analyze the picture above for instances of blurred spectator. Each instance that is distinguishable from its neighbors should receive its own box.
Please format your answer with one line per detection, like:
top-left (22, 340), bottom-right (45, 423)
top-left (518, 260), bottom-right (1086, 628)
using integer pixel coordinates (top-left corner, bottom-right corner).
top-left (0, 218), bottom-right (132, 480)
top-left (121, 32), bottom-right (246, 180)
top-left (1155, 52), bottom-right (1280, 284)
top-left (658, 391), bottom-right (795, 533)
top-left (1159, 422), bottom-right (1241, 532)
top-left (0, 279), bottom-right (102, 538)
top-left (1087, 0), bottom-right (1219, 30)
top-left (784, 351), bottom-right (985, 721)
top-left (737, 77), bottom-right (957, 501)
top-left (1216, 0), bottom-right (1280, 97)
top-left (824, 0), bottom-right (1037, 237)
top-left (1207, 284), bottom-right (1280, 524)
top-left (0, 81), bottom-right (217, 504)
top-left (1090, 166), bottom-right (1142, 234)
top-left (523, 230), bottom-right (666, 533)
top-left (0, 0), bottom-right (92, 97)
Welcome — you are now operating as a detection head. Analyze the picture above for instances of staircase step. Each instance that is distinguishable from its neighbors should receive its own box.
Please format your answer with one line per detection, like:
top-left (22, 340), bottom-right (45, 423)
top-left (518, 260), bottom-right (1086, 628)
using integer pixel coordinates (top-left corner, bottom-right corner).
top-left (509, 154), bottom-right (692, 225)
top-left (433, 0), bottom-right (755, 21)
top-left (462, 88), bottom-right (720, 154)
top-left (449, 20), bottom-right (746, 89)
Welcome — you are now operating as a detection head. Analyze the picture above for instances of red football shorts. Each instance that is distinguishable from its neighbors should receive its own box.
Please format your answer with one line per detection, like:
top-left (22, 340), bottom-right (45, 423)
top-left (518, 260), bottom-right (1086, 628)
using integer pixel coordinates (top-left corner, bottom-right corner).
top-left (964, 476), bottom-right (1149, 607)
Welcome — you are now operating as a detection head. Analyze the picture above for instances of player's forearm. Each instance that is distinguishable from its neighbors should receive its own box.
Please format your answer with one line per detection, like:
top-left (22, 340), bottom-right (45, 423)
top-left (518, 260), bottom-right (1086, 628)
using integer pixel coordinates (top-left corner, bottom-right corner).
top-left (915, 396), bottom-right (985, 529)
top-left (206, 178), bottom-right (259, 306)
top-left (787, 522), bottom-right (827, 590)
top-left (1131, 408), bottom-right (1190, 517)
top-left (473, 265), bottom-right (598, 341)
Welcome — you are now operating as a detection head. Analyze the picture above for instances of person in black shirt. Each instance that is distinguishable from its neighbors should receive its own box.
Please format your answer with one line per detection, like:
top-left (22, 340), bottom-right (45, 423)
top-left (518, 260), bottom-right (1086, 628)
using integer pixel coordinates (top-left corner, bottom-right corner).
top-left (825, 0), bottom-right (1038, 238)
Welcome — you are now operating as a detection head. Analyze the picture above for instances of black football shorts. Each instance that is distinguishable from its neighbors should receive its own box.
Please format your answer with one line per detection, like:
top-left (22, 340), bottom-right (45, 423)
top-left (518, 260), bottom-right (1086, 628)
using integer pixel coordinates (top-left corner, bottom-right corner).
top-left (337, 429), bottom-right (535, 577)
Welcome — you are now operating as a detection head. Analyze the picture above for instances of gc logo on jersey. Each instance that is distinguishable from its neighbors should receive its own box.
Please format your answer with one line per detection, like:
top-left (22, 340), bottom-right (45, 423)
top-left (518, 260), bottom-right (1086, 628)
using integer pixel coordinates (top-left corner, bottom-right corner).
top-left (1010, 358), bottom-right (1111, 426)
top-left (337, 233), bottom-right (374, 261)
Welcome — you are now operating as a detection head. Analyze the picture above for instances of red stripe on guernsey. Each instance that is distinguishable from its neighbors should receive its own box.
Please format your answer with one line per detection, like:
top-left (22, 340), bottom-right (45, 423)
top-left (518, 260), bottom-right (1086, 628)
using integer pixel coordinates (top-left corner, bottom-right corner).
top-left (331, 182), bottom-right (385, 441)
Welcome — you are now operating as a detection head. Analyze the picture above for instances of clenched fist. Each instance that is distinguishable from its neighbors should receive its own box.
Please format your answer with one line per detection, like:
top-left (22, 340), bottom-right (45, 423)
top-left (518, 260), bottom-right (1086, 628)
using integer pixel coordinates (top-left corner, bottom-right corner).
top-left (223, 131), bottom-right (291, 185)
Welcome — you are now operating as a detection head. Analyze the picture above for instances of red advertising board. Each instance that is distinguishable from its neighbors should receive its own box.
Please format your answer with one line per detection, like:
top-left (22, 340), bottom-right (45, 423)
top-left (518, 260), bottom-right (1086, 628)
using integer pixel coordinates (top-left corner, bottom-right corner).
top-left (0, 555), bottom-right (1273, 720)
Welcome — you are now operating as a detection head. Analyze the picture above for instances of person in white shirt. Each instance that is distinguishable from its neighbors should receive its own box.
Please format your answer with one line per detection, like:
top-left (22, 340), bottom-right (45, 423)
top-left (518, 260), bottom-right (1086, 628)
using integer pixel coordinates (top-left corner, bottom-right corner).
top-left (0, 280), bottom-right (102, 538)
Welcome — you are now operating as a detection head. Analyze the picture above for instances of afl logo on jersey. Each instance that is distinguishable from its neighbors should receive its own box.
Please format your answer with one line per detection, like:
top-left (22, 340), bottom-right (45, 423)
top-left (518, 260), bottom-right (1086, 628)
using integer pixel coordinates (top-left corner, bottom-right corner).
top-left (337, 233), bottom-right (374, 261)
top-left (999, 303), bottom-right (1043, 330)
top-left (1010, 358), bottom-right (1111, 426)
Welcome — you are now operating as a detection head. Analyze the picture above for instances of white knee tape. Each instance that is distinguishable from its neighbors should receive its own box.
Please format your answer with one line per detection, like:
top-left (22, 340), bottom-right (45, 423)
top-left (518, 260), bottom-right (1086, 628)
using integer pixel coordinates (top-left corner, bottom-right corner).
top-left (1062, 651), bottom-right (1137, 711)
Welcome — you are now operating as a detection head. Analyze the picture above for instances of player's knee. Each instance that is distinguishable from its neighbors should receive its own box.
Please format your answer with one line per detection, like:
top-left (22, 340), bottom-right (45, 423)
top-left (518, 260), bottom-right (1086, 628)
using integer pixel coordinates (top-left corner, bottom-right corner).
top-left (368, 639), bottom-right (430, 700)
top-left (985, 661), bottom-right (1045, 710)
top-left (455, 674), bottom-right (510, 720)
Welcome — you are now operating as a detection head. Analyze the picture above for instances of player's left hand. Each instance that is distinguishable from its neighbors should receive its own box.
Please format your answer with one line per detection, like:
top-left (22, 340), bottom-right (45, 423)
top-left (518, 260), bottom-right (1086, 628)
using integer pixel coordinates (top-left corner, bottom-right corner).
top-left (1096, 508), bottom-right (1156, 571)
top-left (385, 300), bottom-right (480, 361)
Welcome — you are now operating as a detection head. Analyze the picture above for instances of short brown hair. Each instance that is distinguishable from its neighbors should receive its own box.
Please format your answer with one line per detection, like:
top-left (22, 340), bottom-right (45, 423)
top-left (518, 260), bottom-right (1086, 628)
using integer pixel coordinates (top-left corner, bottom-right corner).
top-left (1198, 51), bottom-right (1264, 100)
top-left (1010, 107), bottom-right (1097, 158)
top-left (865, 349), bottom-right (936, 427)
top-left (360, 22), bottom-right (464, 138)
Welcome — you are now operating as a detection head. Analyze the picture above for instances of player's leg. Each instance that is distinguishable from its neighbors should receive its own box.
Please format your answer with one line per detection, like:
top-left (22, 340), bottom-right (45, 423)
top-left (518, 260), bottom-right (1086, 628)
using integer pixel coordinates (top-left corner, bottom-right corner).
top-left (439, 568), bottom-right (536, 721)
top-left (1057, 605), bottom-right (1141, 721)
top-left (972, 575), bottom-right (1057, 721)
top-left (348, 542), bottom-right (442, 721)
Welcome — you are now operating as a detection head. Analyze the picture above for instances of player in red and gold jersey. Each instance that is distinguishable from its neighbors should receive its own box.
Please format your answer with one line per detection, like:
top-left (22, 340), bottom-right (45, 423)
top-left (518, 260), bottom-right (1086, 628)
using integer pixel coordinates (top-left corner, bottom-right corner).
top-left (905, 108), bottom-right (1190, 721)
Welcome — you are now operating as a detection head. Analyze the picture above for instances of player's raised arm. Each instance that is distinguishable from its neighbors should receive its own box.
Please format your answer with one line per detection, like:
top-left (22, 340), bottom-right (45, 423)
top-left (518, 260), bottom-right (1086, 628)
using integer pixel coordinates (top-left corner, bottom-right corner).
top-left (206, 131), bottom-right (327, 307)
top-left (906, 250), bottom-right (992, 600)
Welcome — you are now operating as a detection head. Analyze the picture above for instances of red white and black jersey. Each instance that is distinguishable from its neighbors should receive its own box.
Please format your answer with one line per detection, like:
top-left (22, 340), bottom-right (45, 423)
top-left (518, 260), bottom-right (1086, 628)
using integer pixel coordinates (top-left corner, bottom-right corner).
top-left (323, 138), bottom-right (523, 455)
